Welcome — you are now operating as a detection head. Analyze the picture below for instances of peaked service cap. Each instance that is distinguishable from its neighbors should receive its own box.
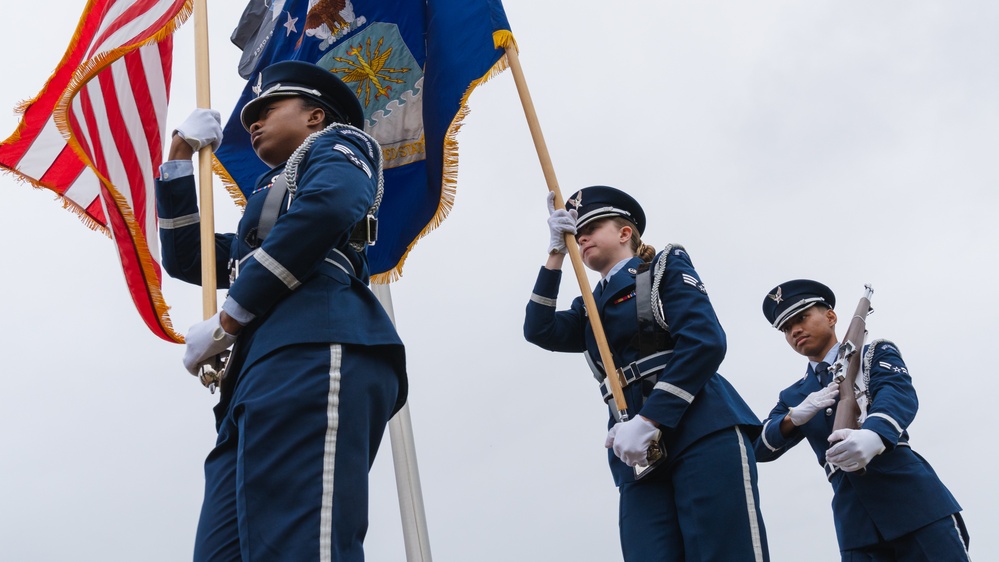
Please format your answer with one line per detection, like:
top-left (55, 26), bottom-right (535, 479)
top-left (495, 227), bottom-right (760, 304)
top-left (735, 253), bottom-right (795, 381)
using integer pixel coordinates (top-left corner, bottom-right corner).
top-left (240, 60), bottom-right (364, 130)
top-left (564, 185), bottom-right (647, 235)
top-left (762, 279), bottom-right (836, 330)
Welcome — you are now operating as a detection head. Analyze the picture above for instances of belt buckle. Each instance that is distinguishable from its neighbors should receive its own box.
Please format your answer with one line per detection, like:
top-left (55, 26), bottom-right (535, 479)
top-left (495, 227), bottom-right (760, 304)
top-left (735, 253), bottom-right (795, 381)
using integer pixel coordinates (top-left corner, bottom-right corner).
top-left (620, 362), bottom-right (640, 386)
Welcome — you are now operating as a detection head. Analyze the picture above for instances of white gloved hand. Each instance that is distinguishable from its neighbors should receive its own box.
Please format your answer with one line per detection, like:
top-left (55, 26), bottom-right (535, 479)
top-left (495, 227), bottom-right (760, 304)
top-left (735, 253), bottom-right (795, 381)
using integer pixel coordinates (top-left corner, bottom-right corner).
top-left (788, 382), bottom-right (839, 426)
top-left (546, 191), bottom-right (577, 255)
top-left (604, 423), bottom-right (619, 448)
top-left (826, 428), bottom-right (886, 472)
top-left (183, 312), bottom-right (237, 376)
top-left (610, 416), bottom-right (661, 467)
top-left (174, 108), bottom-right (223, 151)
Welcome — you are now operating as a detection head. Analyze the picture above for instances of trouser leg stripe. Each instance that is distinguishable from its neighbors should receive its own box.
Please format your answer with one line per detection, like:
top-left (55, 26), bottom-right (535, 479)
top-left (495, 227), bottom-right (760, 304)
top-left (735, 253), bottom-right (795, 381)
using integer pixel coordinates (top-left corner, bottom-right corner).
top-left (319, 344), bottom-right (343, 562)
top-left (951, 514), bottom-right (972, 560)
top-left (735, 426), bottom-right (765, 562)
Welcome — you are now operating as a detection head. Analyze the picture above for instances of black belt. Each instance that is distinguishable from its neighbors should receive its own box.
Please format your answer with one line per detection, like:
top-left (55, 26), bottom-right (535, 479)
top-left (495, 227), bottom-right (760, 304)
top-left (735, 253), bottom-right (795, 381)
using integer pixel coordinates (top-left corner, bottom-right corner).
top-left (598, 350), bottom-right (673, 403)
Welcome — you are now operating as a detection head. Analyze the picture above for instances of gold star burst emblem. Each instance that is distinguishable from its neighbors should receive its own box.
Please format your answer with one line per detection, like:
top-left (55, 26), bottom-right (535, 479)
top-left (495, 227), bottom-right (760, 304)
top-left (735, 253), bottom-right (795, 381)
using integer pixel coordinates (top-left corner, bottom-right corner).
top-left (331, 37), bottom-right (411, 106)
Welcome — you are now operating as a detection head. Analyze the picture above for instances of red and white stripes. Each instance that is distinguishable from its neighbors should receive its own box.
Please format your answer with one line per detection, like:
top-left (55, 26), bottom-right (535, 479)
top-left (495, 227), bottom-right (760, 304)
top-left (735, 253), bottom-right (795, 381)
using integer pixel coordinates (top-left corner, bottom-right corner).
top-left (0, 0), bottom-right (192, 342)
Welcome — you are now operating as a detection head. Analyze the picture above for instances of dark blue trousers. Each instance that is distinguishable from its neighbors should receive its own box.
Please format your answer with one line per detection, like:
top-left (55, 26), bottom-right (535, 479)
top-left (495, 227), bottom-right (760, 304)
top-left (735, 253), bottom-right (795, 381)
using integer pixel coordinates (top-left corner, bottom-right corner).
top-left (842, 513), bottom-right (970, 561)
top-left (193, 343), bottom-right (400, 562)
top-left (619, 426), bottom-right (769, 562)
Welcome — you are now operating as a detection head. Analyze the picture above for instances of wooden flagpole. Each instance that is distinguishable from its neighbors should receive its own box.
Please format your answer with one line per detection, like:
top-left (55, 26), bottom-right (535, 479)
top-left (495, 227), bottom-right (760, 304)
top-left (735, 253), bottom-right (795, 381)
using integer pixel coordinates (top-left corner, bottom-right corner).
top-left (503, 46), bottom-right (631, 422)
top-left (193, 0), bottom-right (217, 319)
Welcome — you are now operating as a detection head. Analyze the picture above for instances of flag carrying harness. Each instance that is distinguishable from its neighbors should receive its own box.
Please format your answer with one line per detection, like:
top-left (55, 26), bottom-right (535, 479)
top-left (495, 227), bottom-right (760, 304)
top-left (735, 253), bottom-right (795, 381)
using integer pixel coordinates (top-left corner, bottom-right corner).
top-left (257, 123), bottom-right (382, 250)
top-left (229, 124), bottom-right (383, 284)
top-left (591, 245), bottom-right (681, 403)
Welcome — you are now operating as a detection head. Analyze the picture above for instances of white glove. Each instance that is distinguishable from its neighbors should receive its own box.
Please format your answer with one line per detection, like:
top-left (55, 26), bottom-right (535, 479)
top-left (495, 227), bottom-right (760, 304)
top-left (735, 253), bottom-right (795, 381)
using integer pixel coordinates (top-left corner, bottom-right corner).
top-left (609, 416), bottom-right (661, 467)
top-left (788, 382), bottom-right (839, 426)
top-left (183, 312), bottom-right (237, 376)
top-left (174, 108), bottom-right (223, 151)
top-left (604, 423), bottom-right (619, 448)
top-left (826, 428), bottom-right (886, 472)
top-left (546, 191), bottom-right (577, 255)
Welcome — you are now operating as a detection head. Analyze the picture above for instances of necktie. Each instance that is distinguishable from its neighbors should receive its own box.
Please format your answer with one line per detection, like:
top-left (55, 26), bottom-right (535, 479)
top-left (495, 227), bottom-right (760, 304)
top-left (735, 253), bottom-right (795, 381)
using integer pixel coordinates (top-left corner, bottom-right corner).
top-left (597, 278), bottom-right (608, 295)
top-left (815, 361), bottom-right (831, 386)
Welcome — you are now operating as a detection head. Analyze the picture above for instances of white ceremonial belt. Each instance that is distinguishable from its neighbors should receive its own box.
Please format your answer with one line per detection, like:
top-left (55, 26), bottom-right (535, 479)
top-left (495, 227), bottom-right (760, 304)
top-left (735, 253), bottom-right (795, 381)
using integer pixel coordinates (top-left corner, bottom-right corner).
top-left (322, 249), bottom-right (356, 277)
top-left (599, 350), bottom-right (674, 403)
top-left (228, 250), bottom-right (258, 285)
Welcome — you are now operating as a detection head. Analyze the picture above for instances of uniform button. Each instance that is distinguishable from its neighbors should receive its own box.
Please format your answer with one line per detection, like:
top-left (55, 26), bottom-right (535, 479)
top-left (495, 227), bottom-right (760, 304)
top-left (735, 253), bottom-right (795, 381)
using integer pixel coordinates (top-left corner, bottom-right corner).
top-left (825, 408), bottom-right (833, 416)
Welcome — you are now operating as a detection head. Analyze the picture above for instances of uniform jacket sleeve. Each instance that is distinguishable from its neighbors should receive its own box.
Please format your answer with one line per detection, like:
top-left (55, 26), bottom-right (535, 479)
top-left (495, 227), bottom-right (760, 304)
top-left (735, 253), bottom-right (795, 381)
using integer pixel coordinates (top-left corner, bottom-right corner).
top-left (155, 172), bottom-right (233, 288)
top-left (638, 248), bottom-right (727, 430)
top-left (861, 340), bottom-right (918, 450)
top-left (754, 388), bottom-right (806, 462)
top-left (227, 131), bottom-right (378, 319)
top-left (523, 266), bottom-right (588, 353)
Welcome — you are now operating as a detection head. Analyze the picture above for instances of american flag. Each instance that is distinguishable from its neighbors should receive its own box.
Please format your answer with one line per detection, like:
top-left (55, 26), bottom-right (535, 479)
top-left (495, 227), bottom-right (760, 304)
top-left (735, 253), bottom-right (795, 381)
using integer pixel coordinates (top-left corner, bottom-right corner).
top-left (0, 0), bottom-right (193, 342)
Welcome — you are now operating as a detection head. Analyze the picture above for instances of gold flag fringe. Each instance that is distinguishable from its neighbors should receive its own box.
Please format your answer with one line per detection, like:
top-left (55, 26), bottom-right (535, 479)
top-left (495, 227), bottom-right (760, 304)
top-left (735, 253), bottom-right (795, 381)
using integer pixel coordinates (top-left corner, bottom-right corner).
top-left (212, 156), bottom-right (248, 208)
top-left (370, 30), bottom-right (517, 285)
top-left (7, 0), bottom-right (197, 343)
top-left (0, 168), bottom-right (112, 235)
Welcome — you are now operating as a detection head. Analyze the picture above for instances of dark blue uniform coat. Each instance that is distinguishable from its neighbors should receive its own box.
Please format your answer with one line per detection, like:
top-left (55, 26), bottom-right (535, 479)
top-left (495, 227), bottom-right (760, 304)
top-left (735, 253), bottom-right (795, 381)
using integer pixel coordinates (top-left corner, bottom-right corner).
top-left (156, 128), bottom-right (404, 384)
top-left (525, 248), bottom-right (761, 485)
top-left (156, 127), bottom-right (406, 561)
top-left (755, 340), bottom-right (962, 551)
top-left (525, 247), bottom-right (769, 561)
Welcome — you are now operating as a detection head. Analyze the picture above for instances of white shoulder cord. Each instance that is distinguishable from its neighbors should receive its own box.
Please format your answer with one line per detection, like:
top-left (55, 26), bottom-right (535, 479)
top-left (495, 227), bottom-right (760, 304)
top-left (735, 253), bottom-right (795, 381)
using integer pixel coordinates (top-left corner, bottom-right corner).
top-left (649, 244), bottom-right (675, 332)
top-left (858, 338), bottom-right (894, 424)
top-left (282, 123), bottom-right (385, 251)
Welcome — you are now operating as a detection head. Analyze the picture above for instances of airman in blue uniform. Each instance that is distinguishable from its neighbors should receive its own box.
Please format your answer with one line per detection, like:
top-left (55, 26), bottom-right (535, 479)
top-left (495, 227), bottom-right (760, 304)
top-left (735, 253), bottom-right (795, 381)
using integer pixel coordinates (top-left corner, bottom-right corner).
top-left (756, 279), bottom-right (969, 561)
top-left (155, 61), bottom-right (406, 562)
top-left (524, 186), bottom-right (769, 562)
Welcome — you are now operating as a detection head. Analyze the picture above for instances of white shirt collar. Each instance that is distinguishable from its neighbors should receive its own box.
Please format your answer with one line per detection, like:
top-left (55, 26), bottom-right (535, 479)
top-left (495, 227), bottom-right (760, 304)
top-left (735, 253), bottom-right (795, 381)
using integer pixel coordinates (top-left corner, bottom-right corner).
top-left (804, 342), bottom-right (840, 380)
top-left (600, 257), bottom-right (633, 286)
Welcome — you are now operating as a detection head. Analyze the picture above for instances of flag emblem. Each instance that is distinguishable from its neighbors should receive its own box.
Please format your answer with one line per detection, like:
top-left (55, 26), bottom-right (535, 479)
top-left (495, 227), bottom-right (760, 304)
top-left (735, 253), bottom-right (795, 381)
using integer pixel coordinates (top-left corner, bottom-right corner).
top-left (319, 23), bottom-right (423, 169)
top-left (217, 0), bottom-right (514, 282)
top-left (306, 0), bottom-right (367, 49)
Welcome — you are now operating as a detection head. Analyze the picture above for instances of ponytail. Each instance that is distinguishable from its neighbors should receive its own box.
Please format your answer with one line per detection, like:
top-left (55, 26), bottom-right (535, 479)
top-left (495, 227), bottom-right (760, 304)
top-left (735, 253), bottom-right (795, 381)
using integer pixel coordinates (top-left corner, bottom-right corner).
top-left (636, 242), bottom-right (657, 262)
top-left (611, 217), bottom-right (656, 262)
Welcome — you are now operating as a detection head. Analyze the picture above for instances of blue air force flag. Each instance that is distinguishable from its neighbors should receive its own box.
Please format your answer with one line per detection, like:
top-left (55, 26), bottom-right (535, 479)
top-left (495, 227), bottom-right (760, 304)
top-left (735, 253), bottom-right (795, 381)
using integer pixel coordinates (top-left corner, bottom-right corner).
top-left (216, 0), bottom-right (513, 281)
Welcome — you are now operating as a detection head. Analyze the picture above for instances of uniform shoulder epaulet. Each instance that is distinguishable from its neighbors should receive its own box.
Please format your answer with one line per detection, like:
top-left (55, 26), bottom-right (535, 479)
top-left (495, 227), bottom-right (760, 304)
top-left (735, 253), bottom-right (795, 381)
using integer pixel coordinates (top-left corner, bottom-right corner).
top-left (863, 339), bottom-right (902, 371)
top-left (860, 338), bottom-right (905, 404)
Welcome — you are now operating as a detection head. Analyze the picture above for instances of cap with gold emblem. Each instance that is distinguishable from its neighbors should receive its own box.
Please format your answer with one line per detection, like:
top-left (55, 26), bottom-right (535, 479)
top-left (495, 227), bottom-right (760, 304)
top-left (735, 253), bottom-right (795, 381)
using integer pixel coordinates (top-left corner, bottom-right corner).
top-left (762, 279), bottom-right (836, 330)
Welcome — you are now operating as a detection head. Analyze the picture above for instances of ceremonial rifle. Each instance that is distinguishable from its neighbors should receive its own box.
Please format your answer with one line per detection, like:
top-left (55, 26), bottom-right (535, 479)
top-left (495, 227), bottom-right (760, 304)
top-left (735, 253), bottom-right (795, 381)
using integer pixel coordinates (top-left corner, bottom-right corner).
top-left (828, 285), bottom-right (874, 471)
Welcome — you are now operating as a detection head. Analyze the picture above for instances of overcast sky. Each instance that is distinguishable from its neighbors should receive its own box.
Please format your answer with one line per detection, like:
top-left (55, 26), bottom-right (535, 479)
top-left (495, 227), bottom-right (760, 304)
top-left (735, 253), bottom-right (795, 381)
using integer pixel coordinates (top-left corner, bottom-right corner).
top-left (1, 1), bottom-right (997, 561)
